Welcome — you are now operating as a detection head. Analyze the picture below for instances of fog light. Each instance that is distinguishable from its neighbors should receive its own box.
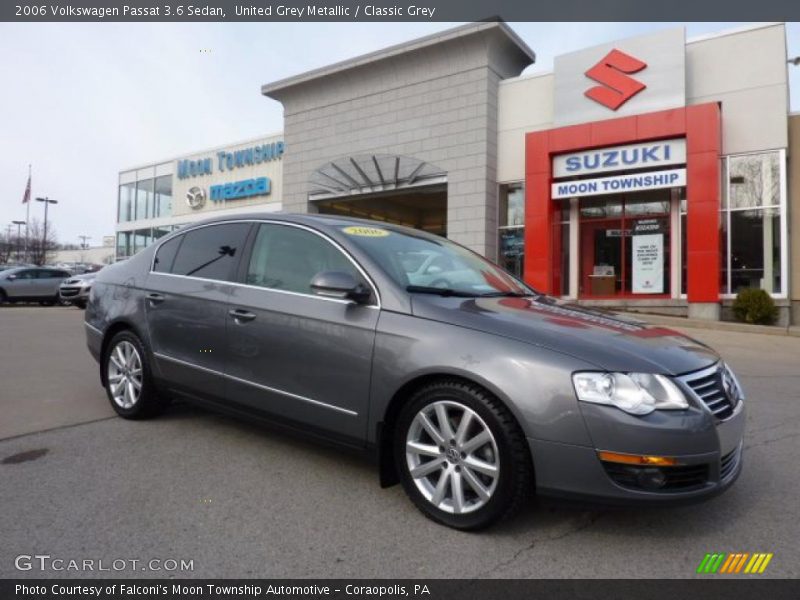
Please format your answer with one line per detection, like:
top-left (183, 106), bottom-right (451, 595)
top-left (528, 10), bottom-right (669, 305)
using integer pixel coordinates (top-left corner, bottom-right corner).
top-left (636, 467), bottom-right (667, 490)
top-left (597, 451), bottom-right (678, 466)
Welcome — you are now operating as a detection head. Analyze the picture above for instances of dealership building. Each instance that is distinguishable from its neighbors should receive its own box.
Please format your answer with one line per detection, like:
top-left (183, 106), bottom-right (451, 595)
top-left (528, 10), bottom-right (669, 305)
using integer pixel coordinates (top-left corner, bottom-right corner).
top-left (117, 21), bottom-right (800, 324)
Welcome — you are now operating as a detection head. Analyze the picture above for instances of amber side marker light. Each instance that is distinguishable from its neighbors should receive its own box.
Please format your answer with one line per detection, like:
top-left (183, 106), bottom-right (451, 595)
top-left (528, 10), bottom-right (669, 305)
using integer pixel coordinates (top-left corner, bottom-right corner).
top-left (598, 451), bottom-right (679, 466)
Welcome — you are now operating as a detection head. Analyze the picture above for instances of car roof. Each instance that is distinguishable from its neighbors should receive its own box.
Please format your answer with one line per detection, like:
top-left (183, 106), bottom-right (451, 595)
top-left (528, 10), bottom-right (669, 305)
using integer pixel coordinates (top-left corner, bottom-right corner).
top-left (178, 212), bottom-right (440, 240)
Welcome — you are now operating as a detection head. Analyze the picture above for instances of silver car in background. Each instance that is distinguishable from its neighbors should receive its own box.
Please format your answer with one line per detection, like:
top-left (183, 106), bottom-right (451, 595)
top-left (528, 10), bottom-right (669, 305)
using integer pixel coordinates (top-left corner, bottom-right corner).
top-left (84, 214), bottom-right (745, 530)
top-left (0, 266), bottom-right (72, 305)
top-left (60, 272), bottom-right (99, 308)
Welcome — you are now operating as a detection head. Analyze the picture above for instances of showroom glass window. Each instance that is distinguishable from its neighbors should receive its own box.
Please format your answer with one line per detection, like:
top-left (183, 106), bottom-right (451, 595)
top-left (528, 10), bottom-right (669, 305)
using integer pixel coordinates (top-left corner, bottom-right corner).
top-left (246, 224), bottom-right (361, 295)
top-left (498, 184), bottom-right (524, 278)
top-left (170, 223), bottom-right (250, 281)
top-left (722, 151), bottom-right (785, 295)
top-left (153, 175), bottom-right (173, 219)
top-left (118, 181), bottom-right (136, 222)
top-left (116, 232), bottom-right (131, 259)
top-left (135, 179), bottom-right (154, 221)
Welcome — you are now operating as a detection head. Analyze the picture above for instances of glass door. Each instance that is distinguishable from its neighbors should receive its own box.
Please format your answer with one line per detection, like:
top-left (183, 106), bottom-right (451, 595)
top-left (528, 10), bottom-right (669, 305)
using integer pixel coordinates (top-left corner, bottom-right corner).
top-left (579, 190), bottom-right (672, 298)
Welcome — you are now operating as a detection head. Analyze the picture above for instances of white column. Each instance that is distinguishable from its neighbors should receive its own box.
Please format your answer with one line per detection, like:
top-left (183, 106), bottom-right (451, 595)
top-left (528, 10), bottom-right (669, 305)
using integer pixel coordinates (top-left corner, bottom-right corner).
top-left (569, 197), bottom-right (579, 299)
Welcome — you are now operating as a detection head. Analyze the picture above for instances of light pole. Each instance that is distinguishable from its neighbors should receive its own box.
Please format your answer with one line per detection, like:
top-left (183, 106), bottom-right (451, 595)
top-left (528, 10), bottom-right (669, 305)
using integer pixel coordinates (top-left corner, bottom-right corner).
top-left (35, 197), bottom-right (58, 265)
top-left (78, 235), bottom-right (91, 249)
top-left (12, 220), bottom-right (26, 263)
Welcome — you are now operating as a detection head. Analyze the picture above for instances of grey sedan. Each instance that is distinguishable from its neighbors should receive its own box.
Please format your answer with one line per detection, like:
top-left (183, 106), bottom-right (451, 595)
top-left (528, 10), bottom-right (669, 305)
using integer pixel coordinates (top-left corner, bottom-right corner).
top-left (0, 266), bottom-right (72, 305)
top-left (84, 214), bottom-right (745, 529)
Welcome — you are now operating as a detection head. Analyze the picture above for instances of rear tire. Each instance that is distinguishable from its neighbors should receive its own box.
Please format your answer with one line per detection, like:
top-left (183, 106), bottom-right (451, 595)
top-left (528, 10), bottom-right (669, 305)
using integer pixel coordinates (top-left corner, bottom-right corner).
top-left (103, 330), bottom-right (165, 419)
top-left (0, 290), bottom-right (6, 304)
top-left (40, 297), bottom-right (57, 306)
top-left (394, 379), bottom-right (532, 530)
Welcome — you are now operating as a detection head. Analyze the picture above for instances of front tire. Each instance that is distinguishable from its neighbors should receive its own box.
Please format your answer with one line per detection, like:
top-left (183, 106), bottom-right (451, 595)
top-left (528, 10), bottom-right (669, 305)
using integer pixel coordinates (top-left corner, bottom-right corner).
top-left (394, 380), bottom-right (532, 530)
top-left (103, 330), bottom-right (164, 419)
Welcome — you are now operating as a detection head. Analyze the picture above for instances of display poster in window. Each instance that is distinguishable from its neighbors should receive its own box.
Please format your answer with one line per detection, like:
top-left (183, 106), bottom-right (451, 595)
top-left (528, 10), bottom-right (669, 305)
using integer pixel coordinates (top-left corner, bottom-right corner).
top-left (632, 233), bottom-right (663, 294)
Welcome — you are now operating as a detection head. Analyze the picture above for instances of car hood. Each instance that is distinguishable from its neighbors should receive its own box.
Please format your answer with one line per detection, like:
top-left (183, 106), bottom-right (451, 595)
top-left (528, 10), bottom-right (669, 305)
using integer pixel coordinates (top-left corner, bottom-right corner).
top-left (410, 294), bottom-right (718, 375)
top-left (62, 273), bottom-right (96, 285)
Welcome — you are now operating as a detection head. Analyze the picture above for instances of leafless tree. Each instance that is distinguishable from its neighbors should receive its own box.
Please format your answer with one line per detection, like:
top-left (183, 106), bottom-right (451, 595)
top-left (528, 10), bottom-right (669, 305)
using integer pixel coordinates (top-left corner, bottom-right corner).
top-left (0, 231), bottom-right (13, 264)
top-left (27, 218), bottom-right (59, 266)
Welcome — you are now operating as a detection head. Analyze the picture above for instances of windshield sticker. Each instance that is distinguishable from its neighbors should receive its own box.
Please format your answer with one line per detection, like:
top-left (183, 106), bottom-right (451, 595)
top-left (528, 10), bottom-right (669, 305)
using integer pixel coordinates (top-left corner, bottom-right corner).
top-left (343, 226), bottom-right (390, 237)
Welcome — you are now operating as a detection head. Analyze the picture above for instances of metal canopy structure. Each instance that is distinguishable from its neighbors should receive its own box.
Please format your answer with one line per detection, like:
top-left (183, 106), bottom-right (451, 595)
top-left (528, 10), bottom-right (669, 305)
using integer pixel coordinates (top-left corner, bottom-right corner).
top-left (308, 154), bottom-right (447, 200)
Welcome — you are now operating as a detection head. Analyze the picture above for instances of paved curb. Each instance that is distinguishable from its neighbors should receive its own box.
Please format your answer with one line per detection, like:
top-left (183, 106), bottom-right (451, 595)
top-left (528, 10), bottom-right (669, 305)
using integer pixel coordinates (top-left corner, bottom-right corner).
top-left (618, 311), bottom-right (800, 338)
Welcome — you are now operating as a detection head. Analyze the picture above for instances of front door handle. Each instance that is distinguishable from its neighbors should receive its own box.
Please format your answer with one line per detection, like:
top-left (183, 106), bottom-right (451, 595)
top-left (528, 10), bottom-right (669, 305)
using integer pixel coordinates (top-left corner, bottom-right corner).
top-left (146, 293), bottom-right (165, 305)
top-left (229, 308), bottom-right (256, 323)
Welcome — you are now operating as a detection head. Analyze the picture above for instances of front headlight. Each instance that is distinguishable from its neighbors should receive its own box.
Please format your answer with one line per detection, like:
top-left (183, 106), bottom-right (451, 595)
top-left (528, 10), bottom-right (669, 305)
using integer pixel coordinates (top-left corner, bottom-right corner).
top-left (572, 372), bottom-right (688, 416)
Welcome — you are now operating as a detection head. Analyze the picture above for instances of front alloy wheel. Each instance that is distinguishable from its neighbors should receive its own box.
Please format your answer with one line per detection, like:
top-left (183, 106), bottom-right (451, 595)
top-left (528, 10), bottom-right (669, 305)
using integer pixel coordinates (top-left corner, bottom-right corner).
top-left (406, 401), bottom-right (500, 515)
top-left (103, 330), bottom-right (165, 419)
top-left (396, 380), bottom-right (532, 530)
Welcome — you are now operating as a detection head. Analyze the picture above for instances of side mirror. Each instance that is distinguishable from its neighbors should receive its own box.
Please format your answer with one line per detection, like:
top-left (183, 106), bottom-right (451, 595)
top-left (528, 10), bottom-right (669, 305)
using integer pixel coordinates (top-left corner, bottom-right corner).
top-left (310, 271), bottom-right (371, 304)
top-left (6, 274), bottom-right (17, 281)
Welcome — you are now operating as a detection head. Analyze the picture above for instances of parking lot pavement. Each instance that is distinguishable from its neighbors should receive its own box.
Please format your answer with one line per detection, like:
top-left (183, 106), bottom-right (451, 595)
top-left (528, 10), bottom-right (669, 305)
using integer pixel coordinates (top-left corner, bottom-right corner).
top-left (0, 306), bottom-right (114, 440)
top-left (1, 307), bottom-right (799, 578)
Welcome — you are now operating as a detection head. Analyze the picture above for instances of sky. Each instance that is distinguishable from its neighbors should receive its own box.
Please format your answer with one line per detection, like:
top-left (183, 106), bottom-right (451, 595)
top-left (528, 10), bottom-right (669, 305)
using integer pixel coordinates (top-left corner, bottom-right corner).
top-left (0, 21), bottom-right (798, 246)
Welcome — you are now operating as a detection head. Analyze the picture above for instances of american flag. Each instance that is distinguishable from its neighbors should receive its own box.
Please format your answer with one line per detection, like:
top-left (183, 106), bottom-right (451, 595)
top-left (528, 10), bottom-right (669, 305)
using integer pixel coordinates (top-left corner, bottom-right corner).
top-left (22, 173), bottom-right (31, 204)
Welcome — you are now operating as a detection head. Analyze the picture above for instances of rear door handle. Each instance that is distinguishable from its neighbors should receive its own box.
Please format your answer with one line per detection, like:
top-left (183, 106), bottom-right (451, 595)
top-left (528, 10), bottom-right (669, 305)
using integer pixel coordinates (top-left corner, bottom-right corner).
top-left (146, 293), bottom-right (165, 305)
top-left (229, 308), bottom-right (256, 323)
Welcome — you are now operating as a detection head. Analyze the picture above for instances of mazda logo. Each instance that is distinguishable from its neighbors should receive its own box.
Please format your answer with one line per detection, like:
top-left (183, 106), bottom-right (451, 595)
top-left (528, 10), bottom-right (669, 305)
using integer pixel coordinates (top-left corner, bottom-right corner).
top-left (186, 186), bottom-right (206, 210)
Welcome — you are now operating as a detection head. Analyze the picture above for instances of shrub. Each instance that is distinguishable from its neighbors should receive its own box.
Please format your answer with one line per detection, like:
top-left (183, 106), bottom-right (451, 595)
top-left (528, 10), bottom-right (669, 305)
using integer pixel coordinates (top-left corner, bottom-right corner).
top-left (732, 288), bottom-right (778, 325)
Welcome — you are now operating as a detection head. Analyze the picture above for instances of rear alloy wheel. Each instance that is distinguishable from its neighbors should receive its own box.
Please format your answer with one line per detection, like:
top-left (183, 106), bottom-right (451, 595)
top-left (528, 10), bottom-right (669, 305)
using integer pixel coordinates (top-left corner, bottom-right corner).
top-left (395, 381), bottom-right (532, 530)
top-left (104, 331), bottom-right (165, 419)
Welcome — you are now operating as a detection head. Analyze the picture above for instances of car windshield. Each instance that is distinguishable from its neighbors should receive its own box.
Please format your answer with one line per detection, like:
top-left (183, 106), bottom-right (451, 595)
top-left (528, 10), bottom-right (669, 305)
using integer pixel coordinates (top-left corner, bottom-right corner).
top-left (339, 224), bottom-right (535, 297)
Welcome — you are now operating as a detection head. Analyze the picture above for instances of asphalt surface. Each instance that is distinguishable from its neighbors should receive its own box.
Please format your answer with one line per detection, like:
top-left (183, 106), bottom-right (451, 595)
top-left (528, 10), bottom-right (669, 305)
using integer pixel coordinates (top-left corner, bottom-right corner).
top-left (1, 306), bottom-right (799, 578)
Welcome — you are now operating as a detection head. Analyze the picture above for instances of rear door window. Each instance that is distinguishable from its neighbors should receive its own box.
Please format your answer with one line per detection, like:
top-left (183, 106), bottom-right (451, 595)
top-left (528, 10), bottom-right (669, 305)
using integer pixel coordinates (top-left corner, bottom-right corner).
top-left (153, 235), bottom-right (183, 273)
top-left (170, 223), bottom-right (250, 281)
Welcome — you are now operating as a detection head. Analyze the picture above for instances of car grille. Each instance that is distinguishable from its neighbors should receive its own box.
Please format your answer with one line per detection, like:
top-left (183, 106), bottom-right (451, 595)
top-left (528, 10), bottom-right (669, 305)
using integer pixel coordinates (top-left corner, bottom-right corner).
top-left (603, 462), bottom-right (710, 492)
top-left (720, 447), bottom-right (741, 481)
top-left (681, 364), bottom-right (734, 420)
top-left (60, 288), bottom-right (81, 297)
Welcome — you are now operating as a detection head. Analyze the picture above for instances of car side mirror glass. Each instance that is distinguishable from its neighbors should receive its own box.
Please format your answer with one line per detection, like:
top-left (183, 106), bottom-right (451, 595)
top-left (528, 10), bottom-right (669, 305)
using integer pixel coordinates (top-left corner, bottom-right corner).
top-left (7, 274), bottom-right (17, 280)
top-left (310, 271), bottom-right (371, 304)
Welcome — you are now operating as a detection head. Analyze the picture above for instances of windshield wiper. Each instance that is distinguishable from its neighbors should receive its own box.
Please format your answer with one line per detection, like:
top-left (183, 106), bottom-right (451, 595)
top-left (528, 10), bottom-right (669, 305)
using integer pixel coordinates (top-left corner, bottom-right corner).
top-left (406, 285), bottom-right (480, 297)
top-left (478, 290), bottom-right (537, 298)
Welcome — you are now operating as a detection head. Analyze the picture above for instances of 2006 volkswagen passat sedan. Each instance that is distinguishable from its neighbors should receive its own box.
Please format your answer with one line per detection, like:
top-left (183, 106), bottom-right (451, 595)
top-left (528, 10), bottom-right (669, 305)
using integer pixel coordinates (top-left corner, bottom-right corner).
top-left (85, 214), bottom-right (745, 530)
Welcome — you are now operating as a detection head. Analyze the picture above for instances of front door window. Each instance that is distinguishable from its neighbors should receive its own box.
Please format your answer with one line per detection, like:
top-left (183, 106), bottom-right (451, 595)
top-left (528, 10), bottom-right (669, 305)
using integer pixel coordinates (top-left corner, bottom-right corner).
top-left (579, 190), bottom-right (671, 298)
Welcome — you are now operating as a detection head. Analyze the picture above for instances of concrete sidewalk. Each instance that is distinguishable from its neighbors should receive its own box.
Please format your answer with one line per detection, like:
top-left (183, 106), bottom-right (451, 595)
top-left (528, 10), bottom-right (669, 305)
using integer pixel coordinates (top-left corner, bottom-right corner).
top-left (619, 311), bottom-right (800, 338)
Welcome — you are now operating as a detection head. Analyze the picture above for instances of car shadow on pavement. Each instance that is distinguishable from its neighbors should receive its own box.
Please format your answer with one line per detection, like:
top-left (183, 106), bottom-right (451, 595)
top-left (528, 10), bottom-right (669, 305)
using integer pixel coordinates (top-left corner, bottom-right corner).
top-left (154, 400), bottom-right (757, 551)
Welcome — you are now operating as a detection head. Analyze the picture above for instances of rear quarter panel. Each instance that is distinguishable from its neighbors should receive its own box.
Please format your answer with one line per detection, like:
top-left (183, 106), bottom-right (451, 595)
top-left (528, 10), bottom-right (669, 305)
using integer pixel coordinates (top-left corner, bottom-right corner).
top-left (85, 249), bottom-right (155, 361)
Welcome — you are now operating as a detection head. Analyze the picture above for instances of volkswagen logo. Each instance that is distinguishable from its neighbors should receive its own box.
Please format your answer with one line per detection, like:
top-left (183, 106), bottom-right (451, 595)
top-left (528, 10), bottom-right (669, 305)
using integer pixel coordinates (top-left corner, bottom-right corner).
top-left (186, 186), bottom-right (206, 210)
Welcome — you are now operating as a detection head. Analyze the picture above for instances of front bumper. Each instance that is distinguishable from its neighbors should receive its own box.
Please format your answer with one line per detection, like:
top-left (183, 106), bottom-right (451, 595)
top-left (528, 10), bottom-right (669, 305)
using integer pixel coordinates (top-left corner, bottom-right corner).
top-left (60, 285), bottom-right (90, 302)
top-left (531, 380), bottom-right (745, 505)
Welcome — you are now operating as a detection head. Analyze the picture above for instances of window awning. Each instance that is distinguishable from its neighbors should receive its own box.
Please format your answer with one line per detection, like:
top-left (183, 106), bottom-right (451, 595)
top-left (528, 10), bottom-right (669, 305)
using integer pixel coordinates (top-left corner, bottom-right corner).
top-left (309, 154), bottom-right (446, 200)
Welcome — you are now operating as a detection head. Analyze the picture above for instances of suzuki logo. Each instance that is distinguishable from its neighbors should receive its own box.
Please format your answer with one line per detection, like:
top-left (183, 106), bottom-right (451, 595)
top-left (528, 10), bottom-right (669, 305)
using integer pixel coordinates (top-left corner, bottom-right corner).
top-left (584, 49), bottom-right (647, 110)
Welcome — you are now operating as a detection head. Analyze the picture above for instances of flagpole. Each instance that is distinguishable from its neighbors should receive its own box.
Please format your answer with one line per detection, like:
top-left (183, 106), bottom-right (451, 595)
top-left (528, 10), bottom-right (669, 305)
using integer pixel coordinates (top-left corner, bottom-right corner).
top-left (25, 164), bottom-right (30, 262)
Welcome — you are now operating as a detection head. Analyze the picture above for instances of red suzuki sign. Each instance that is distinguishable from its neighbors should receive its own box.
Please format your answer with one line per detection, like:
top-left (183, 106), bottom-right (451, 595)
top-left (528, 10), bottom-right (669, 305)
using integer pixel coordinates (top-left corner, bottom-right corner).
top-left (584, 49), bottom-right (647, 110)
top-left (552, 28), bottom-right (685, 126)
